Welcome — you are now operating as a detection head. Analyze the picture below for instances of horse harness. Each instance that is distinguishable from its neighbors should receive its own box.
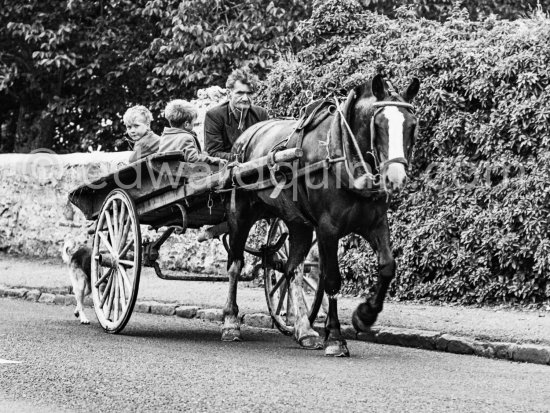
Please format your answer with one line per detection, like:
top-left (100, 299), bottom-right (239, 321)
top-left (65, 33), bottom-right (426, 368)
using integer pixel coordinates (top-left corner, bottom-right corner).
top-left (225, 93), bottom-right (416, 221)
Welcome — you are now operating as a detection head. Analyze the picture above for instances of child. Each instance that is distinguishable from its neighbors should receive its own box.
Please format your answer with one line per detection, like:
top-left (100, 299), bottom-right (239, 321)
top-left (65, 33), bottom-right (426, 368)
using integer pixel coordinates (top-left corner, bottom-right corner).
top-left (123, 105), bottom-right (160, 163)
top-left (159, 99), bottom-right (225, 166)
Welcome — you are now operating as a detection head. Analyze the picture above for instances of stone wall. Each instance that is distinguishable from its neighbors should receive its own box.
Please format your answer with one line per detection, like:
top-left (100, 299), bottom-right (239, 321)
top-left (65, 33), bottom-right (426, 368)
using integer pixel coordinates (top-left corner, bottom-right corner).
top-left (0, 151), bottom-right (229, 274)
top-left (0, 87), bottom-right (232, 274)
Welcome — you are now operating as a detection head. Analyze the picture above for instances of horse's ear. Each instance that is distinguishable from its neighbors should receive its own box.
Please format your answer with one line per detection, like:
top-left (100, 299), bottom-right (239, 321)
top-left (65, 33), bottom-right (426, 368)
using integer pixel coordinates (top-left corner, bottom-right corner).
top-left (372, 74), bottom-right (387, 101)
top-left (402, 78), bottom-right (420, 102)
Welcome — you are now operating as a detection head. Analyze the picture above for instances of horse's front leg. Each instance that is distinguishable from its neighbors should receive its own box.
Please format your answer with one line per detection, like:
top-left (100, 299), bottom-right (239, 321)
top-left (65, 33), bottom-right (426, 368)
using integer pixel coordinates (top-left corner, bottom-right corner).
top-left (317, 233), bottom-right (350, 357)
top-left (222, 257), bottom-right (244, 341)
top-left (352, 219), bottom-right (395, 332)
top-left (222, 199), bottom-right (256, 342)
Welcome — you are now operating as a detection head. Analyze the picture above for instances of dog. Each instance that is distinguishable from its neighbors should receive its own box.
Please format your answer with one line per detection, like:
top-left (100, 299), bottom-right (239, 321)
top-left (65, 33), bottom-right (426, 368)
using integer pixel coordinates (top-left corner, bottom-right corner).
top-left (61, 239), bottom-right (92, 324)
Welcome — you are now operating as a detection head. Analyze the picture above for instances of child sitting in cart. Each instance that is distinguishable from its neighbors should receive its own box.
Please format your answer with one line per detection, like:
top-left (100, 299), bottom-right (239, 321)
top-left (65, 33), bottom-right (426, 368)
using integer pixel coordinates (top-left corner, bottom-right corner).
top-left (159, 99), bottom-right (225, 166)
top-left (124, 105), bottom-right (161, 163)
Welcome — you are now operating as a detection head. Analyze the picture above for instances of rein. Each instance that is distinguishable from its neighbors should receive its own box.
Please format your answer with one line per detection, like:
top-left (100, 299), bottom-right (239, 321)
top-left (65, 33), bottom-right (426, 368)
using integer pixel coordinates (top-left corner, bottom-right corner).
top-left (333, 96), bottom-right (376, 181)
top-left (325, 95), bottom-right (415, 195)
top-left (252, 91), bottom-right (416, 199)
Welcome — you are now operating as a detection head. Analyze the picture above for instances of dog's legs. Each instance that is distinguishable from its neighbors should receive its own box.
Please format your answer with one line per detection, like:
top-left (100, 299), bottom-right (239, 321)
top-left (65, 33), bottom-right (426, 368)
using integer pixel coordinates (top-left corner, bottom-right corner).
top-left (70, 267), bottom-right (90, 325)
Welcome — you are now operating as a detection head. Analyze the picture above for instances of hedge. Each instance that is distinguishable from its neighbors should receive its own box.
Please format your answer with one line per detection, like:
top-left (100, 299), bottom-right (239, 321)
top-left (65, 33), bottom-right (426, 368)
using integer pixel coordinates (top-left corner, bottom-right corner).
top-left (257, 0), bottom-right (550, 304)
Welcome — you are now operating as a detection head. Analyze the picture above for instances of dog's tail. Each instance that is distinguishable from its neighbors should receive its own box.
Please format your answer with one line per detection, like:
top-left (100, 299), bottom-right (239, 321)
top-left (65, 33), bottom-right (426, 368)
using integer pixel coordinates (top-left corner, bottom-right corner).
top-left (61, 240), bottom-right (73, 265)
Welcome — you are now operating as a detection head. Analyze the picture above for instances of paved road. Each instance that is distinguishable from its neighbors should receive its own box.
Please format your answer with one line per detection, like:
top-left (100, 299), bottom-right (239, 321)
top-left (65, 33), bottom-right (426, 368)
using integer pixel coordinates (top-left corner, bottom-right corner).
top-left (3, 253), bottom-right (550, 346)
top-left (1, 299), bottom-right (549, 413)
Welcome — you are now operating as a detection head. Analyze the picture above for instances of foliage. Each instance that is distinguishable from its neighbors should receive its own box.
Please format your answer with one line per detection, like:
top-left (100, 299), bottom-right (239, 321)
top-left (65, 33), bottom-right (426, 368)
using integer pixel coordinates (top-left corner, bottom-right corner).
top-left (259, 0), bottom-right (550, 304)
top-left (362, 0), bottom-right (550, 21)
top-left (0, 0), bottom-right (312, 153)
top-left (144, 0), bottom-right (312, 102)
top-left (0, 0), bottom-right (164, 152)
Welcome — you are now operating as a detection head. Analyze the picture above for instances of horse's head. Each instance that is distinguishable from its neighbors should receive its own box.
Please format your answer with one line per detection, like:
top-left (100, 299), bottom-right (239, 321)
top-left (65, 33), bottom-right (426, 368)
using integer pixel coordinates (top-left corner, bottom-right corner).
top-left (352, 74), bottom-right (420, 194)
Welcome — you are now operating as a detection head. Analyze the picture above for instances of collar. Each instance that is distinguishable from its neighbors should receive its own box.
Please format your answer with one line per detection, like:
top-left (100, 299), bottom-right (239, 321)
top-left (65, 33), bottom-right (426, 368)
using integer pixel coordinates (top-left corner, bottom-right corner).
top-left (135, 129), bottom-right (153, 142)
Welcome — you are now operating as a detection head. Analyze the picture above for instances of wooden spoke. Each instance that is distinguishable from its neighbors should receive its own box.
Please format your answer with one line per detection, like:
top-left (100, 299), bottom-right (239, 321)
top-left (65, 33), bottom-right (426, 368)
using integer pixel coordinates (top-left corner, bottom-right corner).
top-left (95, 267), bottom-right (112, 288)
top-left (113, 273), bottom-right (120, 321)
top-left (104, 275), bottom-right (116, 319)
top-left (99, 272), bottom-right (114, 308)
top-left (119, 259), bottom-right (134, 268)
top-left (116, 202), bottom-right (127, 246)
top-left (117, 270), bottom-right (126, 311)
top-left (95, 210), bottom-right (106, 236)
top-left (112, 200), bottom-right (119, 245)
top-left (269, 273), bottom-right (286, 297)
top-left (118, 265), bottom-right (132, 299)
top-left (303, 276), bottom-right (317, 292)
top-left (118, 216), bottom-right (132, 255)
top-left (104, 210), bottom-right (116, 246)
top-left (119, 239), bottom-right (134, 260)
top-left (275, 279), bottom-right (288, 316)
top-left (98, 231), bottom-right (116, 258)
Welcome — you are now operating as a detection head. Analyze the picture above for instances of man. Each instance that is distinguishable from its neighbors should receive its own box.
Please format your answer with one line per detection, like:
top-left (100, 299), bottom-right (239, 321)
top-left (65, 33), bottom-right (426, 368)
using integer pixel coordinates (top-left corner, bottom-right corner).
top-left (204, 68), bottom-right (269, 161)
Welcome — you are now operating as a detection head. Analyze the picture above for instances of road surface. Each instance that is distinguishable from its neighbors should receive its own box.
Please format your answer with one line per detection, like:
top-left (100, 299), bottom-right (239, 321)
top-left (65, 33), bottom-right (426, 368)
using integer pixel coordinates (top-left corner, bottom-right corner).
top-left (1, 299), bottom-right (548, 412)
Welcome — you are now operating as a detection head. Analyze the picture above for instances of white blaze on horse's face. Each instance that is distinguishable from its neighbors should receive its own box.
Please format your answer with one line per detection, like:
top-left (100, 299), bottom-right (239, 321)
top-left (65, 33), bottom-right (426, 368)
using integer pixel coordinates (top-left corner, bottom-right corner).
top-left (382, 106), bottom-right (407, 191)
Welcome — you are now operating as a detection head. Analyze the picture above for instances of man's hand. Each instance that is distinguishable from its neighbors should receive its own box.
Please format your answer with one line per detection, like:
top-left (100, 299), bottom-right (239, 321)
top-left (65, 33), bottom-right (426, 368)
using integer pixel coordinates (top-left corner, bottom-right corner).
top-left (219, 159), bottom-right (239, 168)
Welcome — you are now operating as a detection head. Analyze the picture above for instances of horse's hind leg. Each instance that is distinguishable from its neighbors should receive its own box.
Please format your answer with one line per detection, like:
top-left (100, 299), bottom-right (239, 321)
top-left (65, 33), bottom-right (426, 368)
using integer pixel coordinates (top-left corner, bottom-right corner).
top-left (317, 231), bottom-right (350, 357)
top-left (285, 223), bottom-right (323, 350)
top-left (352, 219), bottom-right (395, 332)
top-left (222, 196), bottom-right (258, 342)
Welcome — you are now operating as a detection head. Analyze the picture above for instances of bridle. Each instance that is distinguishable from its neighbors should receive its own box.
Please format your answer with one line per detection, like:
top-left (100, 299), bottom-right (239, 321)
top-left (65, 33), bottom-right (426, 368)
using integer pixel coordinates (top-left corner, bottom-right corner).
top-left (323, 93), bottom-right (414, 196)
top-left (369, 100), bottom-right (415, 174)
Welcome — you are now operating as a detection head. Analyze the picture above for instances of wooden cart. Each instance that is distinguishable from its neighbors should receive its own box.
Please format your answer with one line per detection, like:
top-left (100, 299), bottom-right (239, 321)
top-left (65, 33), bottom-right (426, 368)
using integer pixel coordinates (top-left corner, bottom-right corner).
top-left (68, 150), bottom-right (325, 335)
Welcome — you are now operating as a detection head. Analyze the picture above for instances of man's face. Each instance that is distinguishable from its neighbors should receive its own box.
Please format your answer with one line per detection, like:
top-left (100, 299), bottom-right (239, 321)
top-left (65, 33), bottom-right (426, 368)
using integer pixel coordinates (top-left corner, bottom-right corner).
top-left (229, 80), bottom-right (254, 111)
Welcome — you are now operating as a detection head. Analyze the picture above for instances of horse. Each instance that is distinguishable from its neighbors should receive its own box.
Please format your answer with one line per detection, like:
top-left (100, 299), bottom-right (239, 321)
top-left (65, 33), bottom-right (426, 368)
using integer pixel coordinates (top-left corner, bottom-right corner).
top-left (221, 74), bottom-right (419, 356)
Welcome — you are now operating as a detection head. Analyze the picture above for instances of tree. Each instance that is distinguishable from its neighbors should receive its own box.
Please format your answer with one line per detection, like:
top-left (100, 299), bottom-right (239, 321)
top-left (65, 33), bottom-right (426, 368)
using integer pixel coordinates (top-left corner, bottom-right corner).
top-left (145, 0), bottom-right (313, 100)
top-left (0, 0), bottom-right (313, 153)
top-left (260, 0), bottom-right (550, 303)
top-left (0, 0), bottom-right (161, 153)
top-left (362, 0), bottom-right (550, 21)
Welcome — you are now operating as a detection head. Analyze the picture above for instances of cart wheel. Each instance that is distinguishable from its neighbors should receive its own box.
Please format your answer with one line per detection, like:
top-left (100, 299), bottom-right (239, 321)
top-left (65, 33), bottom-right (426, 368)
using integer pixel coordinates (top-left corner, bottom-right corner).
top-left (263, 219), bottom-right (325, 336)
top-left (243, 220), bottom-right (270, 282)
top-left (91, 189), bottom-right (141, 333)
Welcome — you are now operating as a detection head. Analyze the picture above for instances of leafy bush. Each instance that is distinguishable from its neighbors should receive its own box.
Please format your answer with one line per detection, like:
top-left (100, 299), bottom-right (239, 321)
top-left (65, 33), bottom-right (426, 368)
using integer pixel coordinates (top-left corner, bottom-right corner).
top-left (0, 0), bottom-right (311, 153)
top-left (3, 0), bottom-right (548, 153)
top-left (363, 0), bottom-right (550, 21)
top-left (258, 0), bottom-right (550, 304)
top-left (144, 0), bottom-right (312, 100)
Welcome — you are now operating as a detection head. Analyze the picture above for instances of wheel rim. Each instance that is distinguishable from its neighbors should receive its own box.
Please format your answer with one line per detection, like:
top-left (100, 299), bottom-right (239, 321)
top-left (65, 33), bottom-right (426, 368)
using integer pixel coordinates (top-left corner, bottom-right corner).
top-left (91, 189), bottom-right (141, 333)
top-left (263, 219), bottom-right (325, 335)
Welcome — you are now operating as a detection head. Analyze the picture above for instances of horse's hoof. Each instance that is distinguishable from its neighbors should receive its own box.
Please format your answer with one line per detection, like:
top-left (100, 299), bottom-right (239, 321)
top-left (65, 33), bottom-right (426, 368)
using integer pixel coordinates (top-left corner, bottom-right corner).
top-left (352, 310), bottom-right (369, 332)
top-left (221, 328), bottom-right (242, 342)
top-left (297, 335), bottom-right (324, 350)
top-left (324, 340), bottom-right (350, 357)
top-left (352, 303), bottom-right (379, 332)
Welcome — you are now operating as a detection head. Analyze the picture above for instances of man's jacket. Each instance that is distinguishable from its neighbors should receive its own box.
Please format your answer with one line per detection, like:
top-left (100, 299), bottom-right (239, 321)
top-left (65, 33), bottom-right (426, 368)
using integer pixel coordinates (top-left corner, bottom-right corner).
top-left (204, 101), bottom-right (268, 160)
